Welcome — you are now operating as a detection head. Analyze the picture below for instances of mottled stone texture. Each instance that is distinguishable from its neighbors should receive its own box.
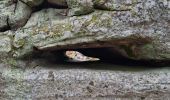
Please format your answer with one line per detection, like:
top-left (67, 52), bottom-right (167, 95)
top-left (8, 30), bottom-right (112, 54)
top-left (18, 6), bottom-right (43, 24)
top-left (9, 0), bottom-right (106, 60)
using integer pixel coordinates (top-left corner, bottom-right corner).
top-left (0, 0), bottom-right (170, 99)
top-left (0, 0), bottom-right (169, 61)
top-left (1, 61), bottom-right (170, 99)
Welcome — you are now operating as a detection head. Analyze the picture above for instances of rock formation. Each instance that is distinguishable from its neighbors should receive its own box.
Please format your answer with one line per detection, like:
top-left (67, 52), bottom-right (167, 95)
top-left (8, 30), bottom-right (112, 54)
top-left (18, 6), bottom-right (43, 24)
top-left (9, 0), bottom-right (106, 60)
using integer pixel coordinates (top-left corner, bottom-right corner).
top-left (0, 0), bottom-right (169, 62)
top-left (0, 0), bottom-right (170, 99)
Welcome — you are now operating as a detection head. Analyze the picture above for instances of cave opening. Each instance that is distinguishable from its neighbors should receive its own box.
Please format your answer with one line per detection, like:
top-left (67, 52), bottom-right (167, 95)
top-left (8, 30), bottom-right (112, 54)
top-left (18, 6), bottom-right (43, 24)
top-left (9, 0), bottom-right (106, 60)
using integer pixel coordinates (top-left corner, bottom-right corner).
top-left (30, 47), bottom-right (169, 67)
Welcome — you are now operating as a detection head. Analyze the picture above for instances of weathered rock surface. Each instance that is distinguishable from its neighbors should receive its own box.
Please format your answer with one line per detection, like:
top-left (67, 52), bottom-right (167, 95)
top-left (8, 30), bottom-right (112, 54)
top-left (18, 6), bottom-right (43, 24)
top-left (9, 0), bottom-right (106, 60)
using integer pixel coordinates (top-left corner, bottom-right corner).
top-left (0, 0), bottom-right (170, 99)
top-left (8, 1), bottom-right (32, 29)
top-left (0, 0), bottom-right (169, 61)
top-left (1, 61), bottom-right (170, 99)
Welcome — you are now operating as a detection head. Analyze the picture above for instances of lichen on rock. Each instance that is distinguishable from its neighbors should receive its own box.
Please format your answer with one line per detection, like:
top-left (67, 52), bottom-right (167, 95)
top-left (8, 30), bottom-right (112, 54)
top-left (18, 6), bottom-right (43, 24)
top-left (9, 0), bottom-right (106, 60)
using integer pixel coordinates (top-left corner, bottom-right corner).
top-left (0, 0), bottom-right (170, 99)
top-left (0, 0), bottom-right (169, 61)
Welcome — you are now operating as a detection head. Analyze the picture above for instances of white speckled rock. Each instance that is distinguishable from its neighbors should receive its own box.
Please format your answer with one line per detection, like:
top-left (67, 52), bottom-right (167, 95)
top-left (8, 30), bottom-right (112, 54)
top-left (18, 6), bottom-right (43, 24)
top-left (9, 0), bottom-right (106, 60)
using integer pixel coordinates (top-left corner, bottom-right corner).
top-left (0, 0), bottom-right (170, 99)
top-left (0, 36), bottom-right (11, 53)
top-left (0, 61), bottom-right (170, 99)
top-left (0, 0), bottom-right (169, 60)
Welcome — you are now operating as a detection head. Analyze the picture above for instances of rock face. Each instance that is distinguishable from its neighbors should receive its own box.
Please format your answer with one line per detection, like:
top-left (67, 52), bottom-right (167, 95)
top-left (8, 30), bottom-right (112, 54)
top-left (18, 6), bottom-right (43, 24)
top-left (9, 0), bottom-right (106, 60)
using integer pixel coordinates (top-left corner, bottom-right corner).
top-left (0, 0), bottom-right (169, 61)
top-left (1, 62), bottom-right (170, 99)
top-left (0, 0), bottom-right (170, 99)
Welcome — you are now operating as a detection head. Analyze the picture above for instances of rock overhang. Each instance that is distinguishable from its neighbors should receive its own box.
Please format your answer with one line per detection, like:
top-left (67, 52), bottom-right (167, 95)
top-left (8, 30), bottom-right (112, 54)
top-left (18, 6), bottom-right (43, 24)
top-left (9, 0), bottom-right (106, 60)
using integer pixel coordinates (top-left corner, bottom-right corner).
top-left (0, 0), bottom-right (169, 62)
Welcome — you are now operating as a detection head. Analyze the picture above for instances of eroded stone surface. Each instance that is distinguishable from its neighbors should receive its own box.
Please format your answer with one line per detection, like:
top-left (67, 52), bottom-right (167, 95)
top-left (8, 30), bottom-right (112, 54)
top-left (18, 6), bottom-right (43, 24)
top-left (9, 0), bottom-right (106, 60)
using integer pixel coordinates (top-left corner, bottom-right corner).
top-left (8, 1), bottom-right (32, 29)
top-left (0, 61), bottom-right (170, 99)
top-left (0, 0), bottom-right (15, 31)
top-left (0, 0), bottom-right (170, 99)
top-left (0, 0), bottom-right (169, 61)
top-left (0, 36), bottom-right (11, 53)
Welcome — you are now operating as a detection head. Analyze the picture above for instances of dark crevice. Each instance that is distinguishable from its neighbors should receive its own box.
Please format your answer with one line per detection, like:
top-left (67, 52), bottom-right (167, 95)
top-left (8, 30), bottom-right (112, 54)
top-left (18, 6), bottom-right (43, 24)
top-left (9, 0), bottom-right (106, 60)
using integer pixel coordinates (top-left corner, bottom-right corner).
top-left (23, 47), bottom-right (170, 67)
top-left (6, 16), bottom-right (11, 31)
top-left (32, 0), bottom-right (68, 13)
top-left (0, 26), bottom-right (11, 32)
top-left (19, 0), bottom-right (31, 7)
top-left (13, 0), bottom-right (18, 13)
top-left (0, 17), bottom-right (11, 32)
